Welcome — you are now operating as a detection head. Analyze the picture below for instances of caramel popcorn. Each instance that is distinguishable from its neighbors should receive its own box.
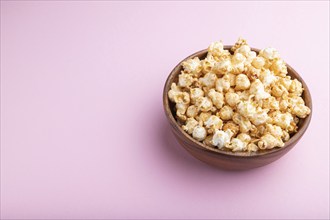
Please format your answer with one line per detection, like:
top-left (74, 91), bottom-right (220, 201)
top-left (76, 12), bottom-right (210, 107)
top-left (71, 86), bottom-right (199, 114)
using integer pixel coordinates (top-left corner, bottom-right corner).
top-left (168, 38), bottom-right (311, 152)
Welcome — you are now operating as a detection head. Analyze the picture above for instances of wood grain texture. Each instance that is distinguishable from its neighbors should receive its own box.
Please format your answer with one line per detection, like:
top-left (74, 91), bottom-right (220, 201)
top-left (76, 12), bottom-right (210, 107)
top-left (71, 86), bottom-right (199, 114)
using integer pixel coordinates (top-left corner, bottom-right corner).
top-left (163, 46), bottom-right (312, 170)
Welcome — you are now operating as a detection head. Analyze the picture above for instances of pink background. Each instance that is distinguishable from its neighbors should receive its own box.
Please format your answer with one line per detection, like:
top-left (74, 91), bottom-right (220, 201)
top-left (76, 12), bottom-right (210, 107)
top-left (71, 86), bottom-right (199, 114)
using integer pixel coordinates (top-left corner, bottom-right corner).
top-left (1, 1), bottom-right (329, 219)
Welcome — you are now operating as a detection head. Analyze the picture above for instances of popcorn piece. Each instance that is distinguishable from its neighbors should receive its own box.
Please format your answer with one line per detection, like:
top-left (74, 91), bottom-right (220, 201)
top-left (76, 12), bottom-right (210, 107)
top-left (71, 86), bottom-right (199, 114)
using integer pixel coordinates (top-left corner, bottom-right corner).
top-left (232, 113), bottom-right (252, 133)
top-left (259, 69), bottom-right (276, 87)
top-left (272, 111), bottom-right (294, 130)
top-left (218, 105), bottom-right (234, 120)
top-left (231, 63), bottom-right (245, 75)
top-left (168, 83), bottom-right (190, 104)
top-left (208, 41), bottom-right (224, 57)
top-left (215, 75), bottom-right (231, 92)
top-left (258, 133), bottom-right (284, 149)
top-left (178, 73), bottom-right (194, 88)
top-left (212, 129), bottom-right (233, 149)
top-left (214, 60), bottom-right (232, 75)
top-left (279, 99), bottom-right (289, 111)
top-left (237, 101), bottom-right (256, 118)
top-left (235, 45), bottom-right (251, 57)
top-left (278, 77), bottom-right (292, 90)
top-left (231, 37), bottom-right (248, 52)
top-left (176, 103), bottom-right (188, 121)
top-left (271, 84), bottom-right (288, 98)
top-left (225, 92), bottom-right (240, 107)
top-left (197, 112), bottom-right (212, 124)
top-left (182, 118), bottom-right (199, 134)
top-left (250, 108), bottom-right (269, 126)
top-left (237, 133), bottom-right (251, 142)
top-left (271, 58), bottom-right (288, 76)
top-left (228, 73), bottom-right (237, 86)
top-left (186, 105), bottom-right (199, 118)
top-left (292, 104), bottom-right (311, 118)
top-left (247, 143), bottom-right (258, 152)
top-left (259, 47), bottom-right (279, 60)
top-left (250, 79), bottom-right (270, 100)
top-left (199, 72), bottom-right (217, 88)
top-left (205, 115), bottom-right (223, 133)
top-left (192, 126), bottom-right (207, 141)
top-left (182, 57), bottom-right (202, 77)
top-left (203, 135), bottom-right (214, 147)
top-left (195, 97), bottom-right (213, 112)
top-left (246, 51), bottom-right (257, 64)
top-left (223, 121), bottom-right (240, 137)
top-left (232, 53), bottom-right (246, 65)
top-left (190, 88), bottom-right (204, 104)
top-left (252, 57), bottom-right (265, 69)
top-left (289, 79), bottom-right (303, 96)
top-left (262, 96), bottom-right (280, 110)
top-left (265, 124), bottom-right (283, 139)
top-left (208, 89), bottom-right (224, 109)
top-left (201, 54), bottom-right (217, 74)
top-left (235, 74), bottom-right (251, 90)
top-left (227, 138), bottom-right (246, 152)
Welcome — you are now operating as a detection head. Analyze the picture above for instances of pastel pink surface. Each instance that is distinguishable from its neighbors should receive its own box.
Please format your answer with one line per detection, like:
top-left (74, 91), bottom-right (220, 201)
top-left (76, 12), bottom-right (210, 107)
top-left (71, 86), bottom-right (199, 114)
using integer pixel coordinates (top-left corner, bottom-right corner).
top-left (1, 1), bottom-right (329, 219)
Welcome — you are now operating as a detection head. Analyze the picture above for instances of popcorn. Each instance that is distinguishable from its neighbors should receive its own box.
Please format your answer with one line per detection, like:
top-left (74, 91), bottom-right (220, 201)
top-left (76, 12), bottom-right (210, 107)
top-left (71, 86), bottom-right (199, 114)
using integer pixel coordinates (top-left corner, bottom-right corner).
top-left (182, 118), bottom-right (199, 134)
top-left (201, 54), bottom-right (217, 74)
top-left (199, 72), bottom-right (217, 88)
top-left (247, 143), bottom-right (258, 152)
top-left (259, 69), bottom-right (276, 87)
top-left (289, 79), bottom-right (303, 96)
top-left (208, 89), bottom-right (224, 109)
top-left (218, 105), bottom-right (234, 120)
top-left (195, 97), bottom-right (213, 112)
top-left (237, 101), bottom-right (256, 118)
top-left (258, 133), bottom-right (284, 149)
top-left (225, 92), bottom-right (240, 107)
top-left (212, 129), bottom-right (233, 149)
top-left (197, 112), bottom-right (212, 124)
top-left (168, 38), bottom-right (311, 152)
top-left (235, 74), bottom-right (251, 90)
top-left (292, 104), bottom-right (311, 118)
top-left (182, 57), bottom-right (202, 77)
top-left (235, 45), bottom-right (251, 57)
top-left (271, 58), bottom-right (288, 76)
top-left (176, 103), bottom-right (188, 121)
top-left (252, 57), bottom-right (265, 69)
top-left (215, 75), bottom-right (231, 92)
top-left (228, 73), bottom-right (237, 86)
top-left (192, 126), bottom-right (207, 141)
top-left (237, 133), bottom-right (251, 142)
top-left (208, 41), bottom-right (224, 57)
top-left (227, 138), bottom-right (246, 151)
top-left (232, 53), bottom-right (246, 65)
top-left (271, 84), bottom-right (288, 98)
top-left (223, 121), bottom-right (240, 136)
top-left (205, 115), bottom-right (223, 133)
top-left (190, 88), bottom-right (204, 104)
top-left (259, 47), bottom-right (279, 60)
top-left (232, 113), bottom-right (252, 133)
top-left (186, 105), bottom-right (199, 118)
top-left (272, 111), bottom-right (294, 130)
top-left (250, 108), bottom-right (269, 126)
top-left (250, 79), bottom-right (271, 100)
top-left (178, 73), bottom-right (194, 88)
top-left (213, 60), bottom-right (232, 75)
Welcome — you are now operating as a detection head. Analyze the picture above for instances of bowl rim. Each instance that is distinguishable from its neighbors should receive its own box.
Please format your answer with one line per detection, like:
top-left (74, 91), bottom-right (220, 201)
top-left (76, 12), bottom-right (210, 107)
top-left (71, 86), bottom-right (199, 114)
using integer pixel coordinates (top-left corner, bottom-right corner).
top-left (163, 45), bottom-right (313, 158)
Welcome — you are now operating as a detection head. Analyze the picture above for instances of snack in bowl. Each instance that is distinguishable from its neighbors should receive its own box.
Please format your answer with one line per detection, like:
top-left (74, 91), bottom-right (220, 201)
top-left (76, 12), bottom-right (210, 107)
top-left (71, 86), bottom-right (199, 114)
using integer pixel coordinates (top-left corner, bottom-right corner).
top-left (167, 38), bottom-right (311, 154)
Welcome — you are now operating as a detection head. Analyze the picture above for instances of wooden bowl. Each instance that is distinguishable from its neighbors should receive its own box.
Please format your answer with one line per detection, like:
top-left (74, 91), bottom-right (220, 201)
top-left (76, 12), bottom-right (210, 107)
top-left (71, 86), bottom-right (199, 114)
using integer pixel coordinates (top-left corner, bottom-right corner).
top-left (163, 46), bottom-right (312, 170)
